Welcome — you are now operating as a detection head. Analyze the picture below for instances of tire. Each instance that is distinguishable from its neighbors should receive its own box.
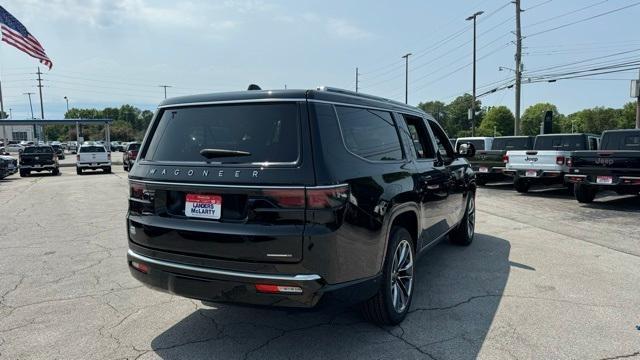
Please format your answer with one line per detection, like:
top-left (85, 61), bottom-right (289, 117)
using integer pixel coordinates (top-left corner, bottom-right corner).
top-left (449, 192), bottom-right (476, 246)
top-left (575, 183), bottom-right (596, 203)
top-left (52, 168), bottom-right (59, 176)
top-left (19, 170), bottom-right (27, 177)
top-left (76, 167), bottom-right (82, 175)
top-left (360, 226), bottom-right (415, 325)
top-left (514, 178), bottom-right (530, 193)
top-left (123, 163), bottom-right (129, 172)
top-left (476, 177), bottom-right (487, 186)
top-left (104, 167), bottom-right (112, 174)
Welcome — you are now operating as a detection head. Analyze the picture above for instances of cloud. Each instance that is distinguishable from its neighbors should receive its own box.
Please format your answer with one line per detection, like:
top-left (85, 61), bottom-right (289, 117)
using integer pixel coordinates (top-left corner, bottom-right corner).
top-left (325, 18), bottom-right (372, 40)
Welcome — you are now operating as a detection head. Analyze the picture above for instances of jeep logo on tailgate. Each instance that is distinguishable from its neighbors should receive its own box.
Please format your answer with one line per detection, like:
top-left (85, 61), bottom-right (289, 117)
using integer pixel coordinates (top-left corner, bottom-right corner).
top-left (595, 158), bottom-right (614, 166)
top-left (525, 156), bottom-right (538, 162)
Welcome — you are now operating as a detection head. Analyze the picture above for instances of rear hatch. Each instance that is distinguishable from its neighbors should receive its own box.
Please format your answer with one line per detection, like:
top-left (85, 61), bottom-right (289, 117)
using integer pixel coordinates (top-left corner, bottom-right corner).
top-left (571, 150), bottom-right (640, 176)
top-left (128, 100), bottom-right (316, 263)
top-left (506, 150), bottom-right (566, 171)
top-left (20, 147), bottom-right (55, 166)
top-left (469, 150), bottom-right (504, 170)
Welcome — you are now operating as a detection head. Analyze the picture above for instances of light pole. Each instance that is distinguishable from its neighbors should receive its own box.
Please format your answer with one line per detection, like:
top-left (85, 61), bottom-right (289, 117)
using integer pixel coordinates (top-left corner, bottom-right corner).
top-left (64, 96), bottom-right (69, 112)
top-left (466, 10), bottom-right (483, 137)
top-left (402, 53), bottom-right (412, 104)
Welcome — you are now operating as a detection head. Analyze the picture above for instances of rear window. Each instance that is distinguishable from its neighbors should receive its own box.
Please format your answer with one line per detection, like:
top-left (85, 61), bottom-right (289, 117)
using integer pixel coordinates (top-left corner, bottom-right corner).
top-left (457, 139), bottom-right (486, 151)
top-left (127, 143), bottom-right (140, 151)
top-left (336, 106), bottom-right (403, 161)
top-left (80, 146), bottom-right (106, 153)
top-left (144, 103), bottom-right (300, 164)
top-left (492, 137), bottom-right (532, 150)
top-left (534, 135), bottom-right (587, 151)
top-left (600, 131), bottom-right (640, 150)
top-left (23, 146), bottom-right (53, 154)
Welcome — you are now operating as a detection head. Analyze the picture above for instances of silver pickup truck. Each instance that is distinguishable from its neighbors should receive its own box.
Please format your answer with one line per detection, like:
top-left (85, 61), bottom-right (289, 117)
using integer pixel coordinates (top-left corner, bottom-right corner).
top-left (504, 133), bottom-right (599, 193)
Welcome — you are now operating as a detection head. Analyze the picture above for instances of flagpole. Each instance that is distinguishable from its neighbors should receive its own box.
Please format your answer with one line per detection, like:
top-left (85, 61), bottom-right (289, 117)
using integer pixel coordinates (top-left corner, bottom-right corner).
top-left (0, 42), bottom-right (7, 150)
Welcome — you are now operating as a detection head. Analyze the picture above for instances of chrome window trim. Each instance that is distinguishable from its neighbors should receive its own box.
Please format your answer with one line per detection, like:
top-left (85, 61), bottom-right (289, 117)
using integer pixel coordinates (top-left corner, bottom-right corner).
top-left (128, 249), bottom-right (321, 281)
top-left (129, 179), bottom-right (348, 190)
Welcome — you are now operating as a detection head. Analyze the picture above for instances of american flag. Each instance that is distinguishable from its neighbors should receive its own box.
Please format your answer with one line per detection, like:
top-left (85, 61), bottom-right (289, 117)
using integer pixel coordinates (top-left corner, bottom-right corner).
top-left (0, 6), bottom-right (52, 69)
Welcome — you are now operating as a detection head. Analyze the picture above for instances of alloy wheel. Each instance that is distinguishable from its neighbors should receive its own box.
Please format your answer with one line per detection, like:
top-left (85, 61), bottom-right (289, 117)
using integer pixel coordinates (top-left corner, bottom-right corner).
top-left (390, 239), bottom-right (414, 313)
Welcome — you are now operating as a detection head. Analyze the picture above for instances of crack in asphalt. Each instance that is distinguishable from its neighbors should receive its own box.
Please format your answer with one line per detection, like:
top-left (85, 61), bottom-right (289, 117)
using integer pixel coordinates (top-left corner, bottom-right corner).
top-left (600, 351), bottom-right (640, 360)
top-left (377, 324), bottom-right (437, 360)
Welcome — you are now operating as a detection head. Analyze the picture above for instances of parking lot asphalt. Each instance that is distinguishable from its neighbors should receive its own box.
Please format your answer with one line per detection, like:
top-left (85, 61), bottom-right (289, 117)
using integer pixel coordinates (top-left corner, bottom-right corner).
top-left (0, 171), bottom-right (638, 360)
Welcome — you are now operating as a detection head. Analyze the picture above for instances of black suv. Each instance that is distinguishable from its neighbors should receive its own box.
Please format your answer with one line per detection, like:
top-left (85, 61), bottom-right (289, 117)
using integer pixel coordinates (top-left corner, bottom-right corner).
top-left (127, 87), bottom-right (477, 324)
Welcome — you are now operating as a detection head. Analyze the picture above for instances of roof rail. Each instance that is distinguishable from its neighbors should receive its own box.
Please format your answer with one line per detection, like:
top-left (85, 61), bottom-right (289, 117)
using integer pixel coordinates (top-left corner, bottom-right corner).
top-left (316, 86), bottom-right (406, 107)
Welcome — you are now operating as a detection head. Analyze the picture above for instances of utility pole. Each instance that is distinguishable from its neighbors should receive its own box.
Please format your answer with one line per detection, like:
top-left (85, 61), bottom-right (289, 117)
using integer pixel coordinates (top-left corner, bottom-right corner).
top-left (36, 67), bottom-right (45, 141)
top-left (514, 0), bottom-right (523, 135)
top-left (402, 53), bottom-right (412, 104)
top-left (466, 11), bottom-right (484, 137)
top-left (158, 85), bottom-right (172, 99)
top-left (636, 70), bottom-right (640, 129)
top-left (355, 67), bottom-right (359, 93)
top-left (24, 92), bottom-right (35, 119)
top-left (24, 92), bottom-right (35, 140)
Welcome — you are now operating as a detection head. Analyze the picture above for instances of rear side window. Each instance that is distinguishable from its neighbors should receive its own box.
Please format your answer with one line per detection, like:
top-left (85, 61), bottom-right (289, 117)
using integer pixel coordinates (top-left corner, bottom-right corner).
top-left (144, 103), bottom-right (300, 164)
top-left (80, 146), bottom-right (106, 153)
top-left (401, 115), bottom-right (435, 159)
top-left (624, 135), bottom-right (640, 149)
top-left (336, 106), bottom-right (403, 161)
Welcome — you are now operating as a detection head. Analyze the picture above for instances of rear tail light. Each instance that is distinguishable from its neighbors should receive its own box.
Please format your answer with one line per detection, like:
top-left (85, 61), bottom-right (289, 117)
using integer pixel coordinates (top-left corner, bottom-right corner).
top-left (556, 156), bottom-right (565, 165)
top-left (76, 154), bottom-right (80, 161)
top-left (264, 185), bottom-right (349, 209)
top-left (255, 284), bottom-right (302, 294)
top-left (566, 175), bottom-right (585, 183)
top-left (622, 178), bottom-right (640, 185)
top-left (130, 261), bottom-right (149, 274)
top-left (566, 157), bottom-right (573, 167)
top-left (306, 185), bottom-right (349, 209)
top-left (502, 155), bottom-right (509, 163)
top-left (107, 152), bottom-right (111, 160)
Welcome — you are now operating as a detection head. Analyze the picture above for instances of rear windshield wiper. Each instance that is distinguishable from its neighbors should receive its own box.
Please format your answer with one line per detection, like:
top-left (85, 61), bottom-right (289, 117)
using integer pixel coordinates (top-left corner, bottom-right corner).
top-left (199, 148), bottom-right (251, 159)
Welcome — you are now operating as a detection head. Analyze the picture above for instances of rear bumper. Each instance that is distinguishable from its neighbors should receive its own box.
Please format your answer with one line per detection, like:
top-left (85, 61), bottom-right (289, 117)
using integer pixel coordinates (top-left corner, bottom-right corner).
top-left (127, 248), bottom-right (380, 308)
top-left (504, 169), bottom-right (564, 180)
top-left (77, 162), bottom-right (111, 169)
top-left (565, 174), bottom-right (640, 187)
top-left (20, 164), bottom-right (56, 170)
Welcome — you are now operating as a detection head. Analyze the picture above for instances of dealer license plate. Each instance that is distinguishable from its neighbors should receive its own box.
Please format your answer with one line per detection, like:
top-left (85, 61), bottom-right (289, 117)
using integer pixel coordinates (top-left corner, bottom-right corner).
top-left (596, 176), bottom-right (613, 184)
top-left (185, 194), bottom-right (222, 220)
top-left (525, 170), bottom-right (537, 177)
top-left (479, 167), bottom-right (489, 173)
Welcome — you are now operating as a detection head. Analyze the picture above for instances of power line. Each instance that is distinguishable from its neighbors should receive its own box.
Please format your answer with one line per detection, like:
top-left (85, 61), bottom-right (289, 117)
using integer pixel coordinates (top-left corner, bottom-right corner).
top-left (526, 1), bottom-right (640, 38)
top-left (525, 0), bottom-right (610, 28)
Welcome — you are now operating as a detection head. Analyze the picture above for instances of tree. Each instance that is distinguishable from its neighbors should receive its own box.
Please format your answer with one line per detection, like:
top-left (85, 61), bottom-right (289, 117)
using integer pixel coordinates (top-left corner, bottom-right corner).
top-left (445, 94), bottom-right (482, 137)
top-left (417, 101), bottom-right (447, 124)
top-left (477, 106), bottom-right (514, 136)
top-left (565, 107), bottom-right (619, 135)
top-left (520, 103), bottom-right (561, 136)
top-left (616, 102), bottom-right (636, 129)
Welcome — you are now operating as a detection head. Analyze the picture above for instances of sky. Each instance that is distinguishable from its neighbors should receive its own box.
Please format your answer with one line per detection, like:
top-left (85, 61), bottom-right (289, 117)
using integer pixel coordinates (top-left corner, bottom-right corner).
top-left (0, 0), bottom-right (638, 120)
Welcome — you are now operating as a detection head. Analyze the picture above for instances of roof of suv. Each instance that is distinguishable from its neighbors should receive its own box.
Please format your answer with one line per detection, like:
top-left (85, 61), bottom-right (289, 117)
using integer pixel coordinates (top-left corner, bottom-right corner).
top-left (157, 87), bottom-right (430, 118)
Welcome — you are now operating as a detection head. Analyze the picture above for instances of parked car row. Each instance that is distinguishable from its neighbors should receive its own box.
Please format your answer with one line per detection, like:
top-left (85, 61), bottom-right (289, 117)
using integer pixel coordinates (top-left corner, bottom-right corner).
top-left (456, 129), bottom-right (640, 203)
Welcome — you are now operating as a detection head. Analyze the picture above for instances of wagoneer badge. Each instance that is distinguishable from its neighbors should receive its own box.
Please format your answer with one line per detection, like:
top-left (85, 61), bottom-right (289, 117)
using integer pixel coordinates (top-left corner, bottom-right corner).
top-left (148, 168), bottom-right (260, 178)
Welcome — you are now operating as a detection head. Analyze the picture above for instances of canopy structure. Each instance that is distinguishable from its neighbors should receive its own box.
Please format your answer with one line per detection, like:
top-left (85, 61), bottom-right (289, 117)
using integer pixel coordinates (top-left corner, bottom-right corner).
top-left (1, 119), bottom-right (114, 145)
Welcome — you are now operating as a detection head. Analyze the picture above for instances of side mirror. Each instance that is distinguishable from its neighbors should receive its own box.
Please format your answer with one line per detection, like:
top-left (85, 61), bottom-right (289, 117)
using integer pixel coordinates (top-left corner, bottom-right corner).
top-left (457, 143), bottom-right (476, 158)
